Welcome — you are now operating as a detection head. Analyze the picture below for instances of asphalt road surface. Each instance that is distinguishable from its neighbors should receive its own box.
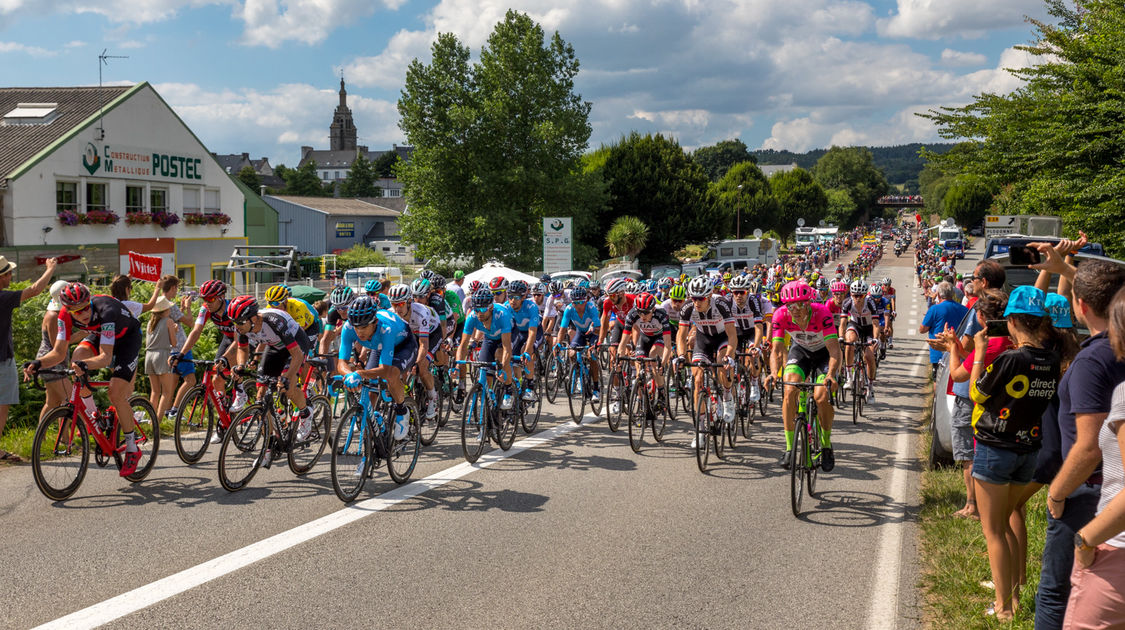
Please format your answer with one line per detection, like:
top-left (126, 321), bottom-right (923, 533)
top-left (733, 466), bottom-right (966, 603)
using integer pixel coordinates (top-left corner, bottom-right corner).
top-left (1, 245), bottom-right (939, 630)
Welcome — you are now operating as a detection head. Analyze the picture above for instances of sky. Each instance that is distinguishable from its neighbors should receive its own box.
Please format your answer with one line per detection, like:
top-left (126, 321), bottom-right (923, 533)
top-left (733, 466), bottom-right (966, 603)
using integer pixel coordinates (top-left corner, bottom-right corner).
top-left (0, 0), bottom-right (1053, 167)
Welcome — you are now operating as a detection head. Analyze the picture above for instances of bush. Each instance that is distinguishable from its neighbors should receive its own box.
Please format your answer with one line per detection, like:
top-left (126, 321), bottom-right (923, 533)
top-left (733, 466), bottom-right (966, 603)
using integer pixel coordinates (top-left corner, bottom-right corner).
top-left (336, 244), bottom-right (389, 271)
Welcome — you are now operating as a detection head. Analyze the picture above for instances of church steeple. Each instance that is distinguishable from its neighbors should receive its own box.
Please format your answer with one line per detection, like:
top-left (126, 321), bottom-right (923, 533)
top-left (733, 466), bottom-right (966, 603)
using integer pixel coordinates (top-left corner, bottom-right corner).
top-left (330, 76), bottom-right (357, 152)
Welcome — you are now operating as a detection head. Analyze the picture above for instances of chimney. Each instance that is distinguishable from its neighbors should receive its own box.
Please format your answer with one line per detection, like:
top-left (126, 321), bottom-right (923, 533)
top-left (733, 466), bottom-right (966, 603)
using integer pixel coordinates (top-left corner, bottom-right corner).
top-left (241, 152), bottom-right (249, 160)
top-left (300, 146), bottom-right (313, 160)
top-left (259, 185), bottom-right (266, 196)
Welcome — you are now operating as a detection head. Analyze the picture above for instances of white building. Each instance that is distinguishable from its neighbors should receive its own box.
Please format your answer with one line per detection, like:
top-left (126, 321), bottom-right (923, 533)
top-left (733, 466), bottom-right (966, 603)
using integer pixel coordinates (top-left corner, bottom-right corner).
top-left (0, 82), bottom-right (245, 285)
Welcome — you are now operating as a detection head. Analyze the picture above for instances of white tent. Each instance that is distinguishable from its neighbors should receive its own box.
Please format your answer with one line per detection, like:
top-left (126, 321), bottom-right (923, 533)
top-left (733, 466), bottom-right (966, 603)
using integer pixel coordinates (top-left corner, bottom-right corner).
top-left (462, 262), bottom-right (540, 287)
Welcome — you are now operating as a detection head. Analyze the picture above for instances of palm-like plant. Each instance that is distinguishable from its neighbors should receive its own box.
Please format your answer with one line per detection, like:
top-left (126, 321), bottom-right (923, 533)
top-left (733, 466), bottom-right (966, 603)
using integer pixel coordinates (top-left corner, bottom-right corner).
top-left (606, 215), bottom-right (649, 259)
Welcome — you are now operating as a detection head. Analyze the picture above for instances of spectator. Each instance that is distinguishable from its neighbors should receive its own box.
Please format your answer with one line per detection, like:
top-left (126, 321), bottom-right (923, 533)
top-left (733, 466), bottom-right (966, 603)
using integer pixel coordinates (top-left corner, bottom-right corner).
top-left (1035, 247), bottom-right (1125, 629)
top-left (960, 259), bottom-right (1007, 355)
top-left (157, 275), bottom-right (197, 419)
top-left (1065, 287), bottom-right (1125, 628)
top-left (33, 280), bottom-right (72, 422)
top-left (920, 281), bottom-right (969, 379)
top-left (144, 296), bottom-right (178, 420)
top-left (452, 270), bottom-right (466, 303)
top-left (0, 256), bottom-right (58, 462)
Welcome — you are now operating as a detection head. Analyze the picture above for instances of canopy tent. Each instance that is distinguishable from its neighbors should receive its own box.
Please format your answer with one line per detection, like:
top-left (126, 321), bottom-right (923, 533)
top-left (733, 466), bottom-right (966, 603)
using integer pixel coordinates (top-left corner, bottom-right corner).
top-left (462, 262), bottom-right (539, 288)
top-left (290, 284), bottom-right (326, 303)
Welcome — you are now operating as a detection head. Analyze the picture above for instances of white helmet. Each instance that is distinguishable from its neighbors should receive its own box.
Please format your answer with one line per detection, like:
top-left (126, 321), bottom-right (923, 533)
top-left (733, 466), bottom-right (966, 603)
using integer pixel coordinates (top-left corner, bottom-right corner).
top-left (687, 276), bottom-right (711, 298)
top-left (606, 278), bottom-right (629, 295)
top-left (849, 279), bottom-right (868, 295)
top-left (869, 283), bottom-right (883, 297)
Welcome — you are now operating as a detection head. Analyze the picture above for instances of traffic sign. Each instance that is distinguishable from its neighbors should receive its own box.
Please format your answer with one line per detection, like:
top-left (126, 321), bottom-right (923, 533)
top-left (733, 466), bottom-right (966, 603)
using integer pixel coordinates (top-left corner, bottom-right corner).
top-left (984, 215), bottom-right (1021, 238)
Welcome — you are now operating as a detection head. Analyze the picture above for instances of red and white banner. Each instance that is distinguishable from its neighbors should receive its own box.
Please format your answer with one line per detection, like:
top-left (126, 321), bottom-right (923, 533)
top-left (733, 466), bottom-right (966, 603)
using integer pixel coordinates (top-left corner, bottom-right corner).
top-left (128, 251), bottom-right (163, 282)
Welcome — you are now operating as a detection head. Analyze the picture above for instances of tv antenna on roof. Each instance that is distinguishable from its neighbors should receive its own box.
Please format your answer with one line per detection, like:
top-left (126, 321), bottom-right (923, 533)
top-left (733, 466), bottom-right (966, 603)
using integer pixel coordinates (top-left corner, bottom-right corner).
top-left (95, 49), bottom-right (128, 141)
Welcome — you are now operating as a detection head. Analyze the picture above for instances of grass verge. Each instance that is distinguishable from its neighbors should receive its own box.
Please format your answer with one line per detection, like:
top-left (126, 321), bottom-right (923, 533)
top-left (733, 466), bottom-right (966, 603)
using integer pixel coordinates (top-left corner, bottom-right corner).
top-left (918, 404), bottom-right (1048, 629)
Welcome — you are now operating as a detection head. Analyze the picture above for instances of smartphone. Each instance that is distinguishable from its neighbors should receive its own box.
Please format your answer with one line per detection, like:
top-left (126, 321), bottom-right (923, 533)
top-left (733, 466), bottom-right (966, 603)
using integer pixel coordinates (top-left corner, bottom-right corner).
top-left (1009, 245), bottom-right (1042, 266)
top-left (986, 319), bottom-right (1010, 337)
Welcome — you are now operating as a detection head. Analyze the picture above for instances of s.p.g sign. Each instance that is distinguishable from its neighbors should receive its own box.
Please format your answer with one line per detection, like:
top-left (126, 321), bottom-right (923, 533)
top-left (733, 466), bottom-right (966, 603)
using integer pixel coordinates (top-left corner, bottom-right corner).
top-left (543, 217), bottom-right (572, 273)
top-left (82, 142), bottom-right (204, 183)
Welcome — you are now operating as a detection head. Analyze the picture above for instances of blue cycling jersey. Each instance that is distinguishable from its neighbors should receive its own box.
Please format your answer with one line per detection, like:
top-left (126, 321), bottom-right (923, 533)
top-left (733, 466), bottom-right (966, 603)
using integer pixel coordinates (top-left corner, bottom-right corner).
top-left (560, 302), bottom-right (600, 333)
top-left (463, 303), bottom-right (514, 341)
top-left (337, 310), bottom-right (411, 366)
top-left (507, 299), bottom-right (541, 332)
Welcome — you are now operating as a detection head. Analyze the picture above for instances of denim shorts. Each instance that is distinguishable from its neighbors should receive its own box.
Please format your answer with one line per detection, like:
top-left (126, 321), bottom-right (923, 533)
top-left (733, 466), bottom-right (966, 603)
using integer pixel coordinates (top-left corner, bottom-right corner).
top-left (951, 395), bottom-right (975, 461)
top-left (972, 441), bottom-right (1036, 485)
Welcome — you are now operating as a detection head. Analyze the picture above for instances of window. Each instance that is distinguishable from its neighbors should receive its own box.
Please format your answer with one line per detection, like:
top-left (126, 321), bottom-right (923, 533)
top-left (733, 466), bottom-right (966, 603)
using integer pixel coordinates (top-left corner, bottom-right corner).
top-left (56, 181), bottom-right (77, 213)
top-left (334, 171), bottom-right (340, 180)
top-left (384, 188), bottom-right (401, 198)
top-left (151, 189), bottom-right (168, 213)
top-left (183, 188), bottom-right (200, 214)
top-left (86, 182), bottom-right (107, 213)
top-left (126, 185), bottom-right (146, 214)
top-left (176, 265), bottom-right (195, 286)
top-left (203, 189), bottom-right (220, 214)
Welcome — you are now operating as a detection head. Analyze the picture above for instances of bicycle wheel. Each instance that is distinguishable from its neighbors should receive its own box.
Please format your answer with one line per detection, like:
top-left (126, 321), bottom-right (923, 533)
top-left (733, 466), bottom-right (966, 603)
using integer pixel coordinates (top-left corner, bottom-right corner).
top-left (694, 389), bottom-right (712, 473)
top-left (330, 405), bottom-right (371, 502)
top-left (460, 384), bottom-right (489, 464)
top-left (217, 405), bottom-right (268, 492)
top-left (790, 418), bottom-right (808, 517)
top-left (627, 380), bottom-right (646, 453)
top-left (653, 381), bottom-right (669, 443)
top-left (663, 365), bottom-right (678, 423)
top-left (545, 355), bottom-right (563, 404)
top-left (124, 396), bottom-right (160, 482)
top-left (605, 374), bottom-right (624, 433)
top-left (31, 406), bottom-right (89, 501)
top-left (807, 413), bottom-right (821, 497)
top-left (418, 386), bottom-right (441, 447)
top-left (436, 367), bottom-right (454, 429)
top-left (173, 386), bottom-right (213, 465)
top-left (851, 366), bottom-right (862, 425)
top-left (566, 366), bottom-right (586, 424)
top-left (495, 384), bottom-right (519, 451)
top-left (288, 395), bottom-right (331, 475)
top-left (521, 374), bottom-right (543, 434)
top-left (387, 399), bottom-right (420, 484)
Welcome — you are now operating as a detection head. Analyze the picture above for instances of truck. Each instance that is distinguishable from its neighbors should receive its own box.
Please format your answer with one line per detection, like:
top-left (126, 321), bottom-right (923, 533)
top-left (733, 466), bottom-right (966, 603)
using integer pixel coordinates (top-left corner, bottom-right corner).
top-left (680, 238), bottom-right (779, 276)
top-left (794, 227), bottom-right (818, 253)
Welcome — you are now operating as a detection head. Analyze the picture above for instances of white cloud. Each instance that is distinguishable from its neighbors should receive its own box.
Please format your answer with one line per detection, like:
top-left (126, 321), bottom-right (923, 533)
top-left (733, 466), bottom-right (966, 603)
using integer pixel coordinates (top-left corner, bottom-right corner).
top-left (64, 40), bottom-right (85, 48)
top-left (0, 41), bottom-right (55, 56)
top-left (877, 0), bottom-right (1049, 39)
top-left (0, 0), bottom-right (235, 24)
top-left (237, 0), bottom-right (402, 48)
top-left (941, 48), bottom-right (987, 66)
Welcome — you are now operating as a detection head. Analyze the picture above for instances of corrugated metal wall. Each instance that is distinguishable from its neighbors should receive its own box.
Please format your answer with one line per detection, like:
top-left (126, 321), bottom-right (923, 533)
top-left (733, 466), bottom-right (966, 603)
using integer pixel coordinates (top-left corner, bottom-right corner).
top-left (262, 196), bottom-right (327, 255)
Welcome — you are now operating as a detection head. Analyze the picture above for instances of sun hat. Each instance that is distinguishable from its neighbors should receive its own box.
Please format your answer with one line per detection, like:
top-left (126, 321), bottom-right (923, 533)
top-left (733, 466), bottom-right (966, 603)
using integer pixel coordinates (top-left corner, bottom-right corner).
top-left (46, 279), bottom-right (68, 311)
top-left (0, 255), bottom-right (16, 276)
top-left (152, 295), bottom-right (174, 312)
top-left (1044, 293), bottom-right (1073, 329)
top-left (1004, 285), bottom-right (1046, 317)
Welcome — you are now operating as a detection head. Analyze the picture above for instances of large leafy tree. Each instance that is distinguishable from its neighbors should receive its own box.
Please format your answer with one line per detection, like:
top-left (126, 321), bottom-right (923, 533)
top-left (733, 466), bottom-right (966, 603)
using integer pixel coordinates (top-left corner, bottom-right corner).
top-left (693, 139), bottom-right (756, 181)
top-left (397, 10), bottom-right (595, 269)
top-left (606, 216), bottom-right (649, 258)
top-left (941, 175), bottom-right (994, 227)
top-left (711, 162), bottom-right (777, 240)
top-left (920, 0), bottom-right (1125, 255)
top-left (341, 153), bottom-right (379, 197)
top-left (811, 146), bottom-right (889, 227)
top-left (770, 168), bottom-right (828, 246)
top-left (599, 132), bottom-right (718, 263)
top-left (237, 166), bottom-right (261, 193)
top-left (824, 188), bottom-right (857, 227)
top-left (284, 160), bottom-right (328, 197)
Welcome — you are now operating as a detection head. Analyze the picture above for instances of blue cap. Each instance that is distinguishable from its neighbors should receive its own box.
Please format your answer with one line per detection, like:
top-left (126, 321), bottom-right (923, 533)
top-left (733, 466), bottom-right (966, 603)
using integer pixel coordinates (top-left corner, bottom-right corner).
top-left (1004, 285), bottom-right (1046, 317)
top-left (1045, 293), bottom-right (1073, 329)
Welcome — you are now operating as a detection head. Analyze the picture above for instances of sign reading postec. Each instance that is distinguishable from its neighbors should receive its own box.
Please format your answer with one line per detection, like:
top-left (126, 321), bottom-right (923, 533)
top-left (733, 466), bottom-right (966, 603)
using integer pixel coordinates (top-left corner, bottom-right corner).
top-left (82, 142), bottom-right (204, 182)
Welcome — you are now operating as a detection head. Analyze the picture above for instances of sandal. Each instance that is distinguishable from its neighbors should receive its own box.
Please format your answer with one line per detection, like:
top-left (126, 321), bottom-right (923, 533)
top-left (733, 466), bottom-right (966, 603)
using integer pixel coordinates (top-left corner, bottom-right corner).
top-left (0, 450), bottom-right (24, 463)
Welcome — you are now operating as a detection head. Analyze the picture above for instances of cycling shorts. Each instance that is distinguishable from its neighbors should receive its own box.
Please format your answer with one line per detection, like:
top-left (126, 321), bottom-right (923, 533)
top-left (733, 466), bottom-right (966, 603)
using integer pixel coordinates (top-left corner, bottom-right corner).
top-left (784, 344), bottom-right (830, 381)
top-left (846, 322), bottom-right (875, 342)
top-left (607, 320), bottom-right (625, 345)
top-left (569, 329), bottom-right (596, 349)
top-left (363, 333), bottom-right (419, 375)
top-left (258, 328), bottom-right (312, 378)
top-left (79, 328), bottom-right (142, 382)
top-left (635, 333), bottom-right (665, 358)
top-left (692, 331), bottom-right (728, 364)
top-left (216, 335), bottom-right (235, 361)
top-left (736, 329), bottom-right (756, 350)
top-left (511, 329), bottom-right (530, 357)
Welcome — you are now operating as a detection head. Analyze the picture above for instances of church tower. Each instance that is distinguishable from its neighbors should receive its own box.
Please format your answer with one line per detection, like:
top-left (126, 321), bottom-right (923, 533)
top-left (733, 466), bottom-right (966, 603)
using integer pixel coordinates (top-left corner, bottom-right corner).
top-left (329, 77), bottom-right (357, 152)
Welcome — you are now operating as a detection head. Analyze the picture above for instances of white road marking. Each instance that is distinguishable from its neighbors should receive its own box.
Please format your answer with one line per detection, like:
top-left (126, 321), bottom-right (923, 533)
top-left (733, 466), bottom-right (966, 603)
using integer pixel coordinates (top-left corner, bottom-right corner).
top-left (34, 414), bottom-right (599, 630)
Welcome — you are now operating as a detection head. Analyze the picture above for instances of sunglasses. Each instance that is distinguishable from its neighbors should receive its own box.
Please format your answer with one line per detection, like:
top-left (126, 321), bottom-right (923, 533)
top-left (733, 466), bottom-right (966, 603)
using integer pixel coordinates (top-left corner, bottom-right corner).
top-left (691, 297), bottom-right (708, 303)
top-left (731, 290), bottom-right (746, 295)
top-left (69, 304), bottom-right (91, 315)
top-left (474, 306), bottom-right (491, 314)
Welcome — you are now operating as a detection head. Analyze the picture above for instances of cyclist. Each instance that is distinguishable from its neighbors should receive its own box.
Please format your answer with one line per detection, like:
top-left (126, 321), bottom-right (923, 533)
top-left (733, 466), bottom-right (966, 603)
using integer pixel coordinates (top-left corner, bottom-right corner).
top-left (32, 283), bottom-right (146, 476)
top-left (455, 288), bottom-right (516, 408)
top-left (598, 278), bottom-right (635, 358)
top-left (839, 280), bottom-right (881, 397)
top-left (489, 276), bottom-right (509, 305)
top-left (318, 285), bottom-right (355, 356)
top-left (558, 285), bottom-right (601, 403)
top-left (264, 284), bottom-right (323, 349)
top-left (770, 281), bottom-right (842, 471)
top-left (506, 280), bottom-right (541, 401)
top-left (727, 275), bottom-right (764, 402)
top-left (825, 280), bottom-right (848, 328)
top-left (334, 296), bottom-right (415, 441)
top-left (395, 282), bottom-right (440, 419)
top-left (174, 279), bottom-right (244, 414)
top-left (436, 275), bottom-right (464, 341)
top-left (870, 282), bottom-right (891, 356)
top-left (676, 276), bottom-right (738, 426)
top-left (618, 293), bottom-right (673, 403)
top-left (531, 282), bottom-right (556, 350)
top-left (660, 285), bottom-right (687, 329)
top-left (880, 277), bottom-right (897, 349)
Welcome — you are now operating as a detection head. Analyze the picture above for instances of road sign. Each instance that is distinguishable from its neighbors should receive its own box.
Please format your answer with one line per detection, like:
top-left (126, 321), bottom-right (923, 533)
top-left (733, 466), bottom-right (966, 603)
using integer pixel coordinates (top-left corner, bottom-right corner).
top-left (797, 218), bottom-right (805, 227)
top-left (753, 228), bottom-right (763, 238)
top-left (984, 215), bottom-right (1021, 238)
top-left (543, 217), bottom-right (572, 273)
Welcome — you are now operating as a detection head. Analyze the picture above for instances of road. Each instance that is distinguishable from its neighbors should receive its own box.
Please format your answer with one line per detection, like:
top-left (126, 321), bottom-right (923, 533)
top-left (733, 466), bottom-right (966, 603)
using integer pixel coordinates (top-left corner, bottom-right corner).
top-left (1, 246), bottom-right (932, 630)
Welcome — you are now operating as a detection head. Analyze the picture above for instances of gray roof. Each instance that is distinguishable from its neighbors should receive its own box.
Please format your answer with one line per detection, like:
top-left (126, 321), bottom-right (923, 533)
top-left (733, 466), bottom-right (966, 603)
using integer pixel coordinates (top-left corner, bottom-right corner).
top-left (359, 196), bottom-right (406, 213)
top-left (212, 153), bottom-right (253, 175)
top-left (759, 162), bottom-right (800, 178)
top-left (298, 144), bottom-right (414, 169)
top-left (266, 195), bottom-right (402, 217)
top-left (0, 85), bottom-right (132, 184)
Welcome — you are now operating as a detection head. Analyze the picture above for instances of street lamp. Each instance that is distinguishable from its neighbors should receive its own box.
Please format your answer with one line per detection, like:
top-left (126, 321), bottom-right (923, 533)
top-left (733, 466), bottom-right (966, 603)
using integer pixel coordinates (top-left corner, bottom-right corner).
top-left (736, 184), bottom-right (742, 239)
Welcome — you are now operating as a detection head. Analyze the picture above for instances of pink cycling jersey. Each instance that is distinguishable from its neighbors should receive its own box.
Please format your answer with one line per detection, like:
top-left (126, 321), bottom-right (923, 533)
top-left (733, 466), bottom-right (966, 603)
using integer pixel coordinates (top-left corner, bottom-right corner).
top-left (771, 302), bottom-right (838, 351)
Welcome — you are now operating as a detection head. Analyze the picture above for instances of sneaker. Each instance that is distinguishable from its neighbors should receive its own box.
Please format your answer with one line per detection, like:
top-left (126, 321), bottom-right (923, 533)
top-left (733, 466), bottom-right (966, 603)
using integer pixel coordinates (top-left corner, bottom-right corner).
top-left (822, 447), bottom-right (835, 472)
top-left (230, 389), bottom-right (248, 412)
top-left (258, 448), bottom-right (275, 469)
top-left (590, 390), bottom-right (601, 404)
top-left (393, 415), bottom-right (409, 441)
top-left (609, 400), bottom-right (621, 415)
top-left (424, 395), bottom-right (438, 419)
top-left (119, 449), bottom-right (142, 477)
top-left (521, 388), bottom-right (536, 402)
top-left (296, 412), bottom-right (313, 441)
top-left (778, 449), bottom-right (793, 470)
top-left (722, 397), bottom-right (734, 423)
top-left (500, 392), bottom-right (514, 410)
top-left (210, 428), bottom-right (224, 445)
top-left (749, 381), bottom-right (760, 402)
top-left (843, 377), bottom-right (854, 391)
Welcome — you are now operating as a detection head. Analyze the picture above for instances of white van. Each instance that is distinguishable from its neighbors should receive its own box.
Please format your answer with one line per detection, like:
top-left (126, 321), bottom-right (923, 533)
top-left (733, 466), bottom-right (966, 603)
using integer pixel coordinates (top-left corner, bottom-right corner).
top-left (343, 266), bottom-right (404, 288)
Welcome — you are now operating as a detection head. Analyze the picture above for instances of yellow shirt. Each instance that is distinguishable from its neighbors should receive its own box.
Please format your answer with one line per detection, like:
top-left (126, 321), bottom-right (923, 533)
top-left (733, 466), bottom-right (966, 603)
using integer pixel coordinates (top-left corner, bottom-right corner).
top-left (281, 298), bottom-right (315, 329)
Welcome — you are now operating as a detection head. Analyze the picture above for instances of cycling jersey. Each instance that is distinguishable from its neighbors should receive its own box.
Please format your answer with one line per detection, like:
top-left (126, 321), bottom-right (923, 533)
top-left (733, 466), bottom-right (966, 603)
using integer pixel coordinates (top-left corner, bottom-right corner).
top-left (337, 310), bottom-right (413, 369)
top-left (195, 300), bottom-right (238, 339)
top-left (748, 293), bottom-right (771, 324)
top-left (427, 293), bottom-right (449, 324)
top-left (560, 302), bottom-right (600, 334)
top-left (841, 296), bottom-right (881, 327)
top-left (405, 302), bottom-right (438, 337)
top-left (658, 299), bottom-right (683, 325)
top-left (326, 308), bottom-right (345, 331)
top-left (58, 295), bottom-right (140, 346)
top-left (824, 298), bottom-right (844, 326)
top-left (238, 308), bottom-right (302, 351)
top-left (623, 308), bottom-right (671, 337)
top-left (725, 295), bottom-right (763, 334)
top-left (463, 303), bottom-right (514, 341)
top-left (771, 303), bottom-right (838, 351)
top-left (678, 298), bottom-right (734, 337)
top-left (534, 296), bottom-right (558, 320)
top-left (601, 294), bottom-right (635, 322)
top-left (507, 299), bottom-right (541, 332)
top-left (280, 297), bottom-right (316, 331)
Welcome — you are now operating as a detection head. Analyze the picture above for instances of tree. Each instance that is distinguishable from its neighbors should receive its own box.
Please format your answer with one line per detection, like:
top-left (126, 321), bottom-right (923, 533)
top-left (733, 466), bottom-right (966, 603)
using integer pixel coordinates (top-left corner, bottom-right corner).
top-left (341, 153), bottom-right (378, 197)
top-left (811, 146), bottom-right (889, 227)
top-left (372, 152), bottom-right (400, 178)
top-left (397, 10), bottom-right (594, 269)
top-left (693, 139), bottom-right (756, 181)
top-left (920, 0), bottom-right (1125, 255)
top-left (284, 160), bottom-right (328, 197)
top-left (237, 166), bottom-right (261, 193)
top-left (336, 244), bottom-right (390, 271)
top-left (606, 215), bottom-right (649, 259)
top-left (824, 188), bottom-right (857, 227)
top-left (599, 132), bottom-right (718, 263)
top-left (770, 168), bottom-right (828, 247)
top-left (942, 175), bottom-right (994, 227)
top-left (711, 162), bottom-right (777, 240)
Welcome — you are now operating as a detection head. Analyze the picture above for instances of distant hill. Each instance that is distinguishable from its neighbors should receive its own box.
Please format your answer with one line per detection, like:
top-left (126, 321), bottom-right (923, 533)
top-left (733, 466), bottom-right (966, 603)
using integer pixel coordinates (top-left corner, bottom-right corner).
top-left (751, 142), bottom-right (955, 186)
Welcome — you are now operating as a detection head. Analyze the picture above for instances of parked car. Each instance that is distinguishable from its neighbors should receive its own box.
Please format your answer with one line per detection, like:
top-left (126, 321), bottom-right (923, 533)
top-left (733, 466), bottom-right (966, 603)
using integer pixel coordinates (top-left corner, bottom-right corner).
top-left (649, 264), bottom-right (681, 280)
top-left (550, 270), bottom-right (591, 286)
top-left (600, 269), bottom-right (644, 285)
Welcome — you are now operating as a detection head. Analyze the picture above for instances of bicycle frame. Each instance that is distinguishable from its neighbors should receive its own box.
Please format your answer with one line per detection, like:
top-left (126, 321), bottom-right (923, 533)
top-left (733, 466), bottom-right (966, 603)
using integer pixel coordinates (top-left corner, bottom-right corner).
top-left (55, 374), bottom-right (126, 458)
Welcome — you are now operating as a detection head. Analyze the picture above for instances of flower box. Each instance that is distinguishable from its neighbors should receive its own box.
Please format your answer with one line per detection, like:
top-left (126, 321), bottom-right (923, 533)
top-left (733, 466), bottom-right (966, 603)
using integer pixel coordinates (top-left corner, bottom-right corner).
top-left (82, 210), bottom-right (120, 225)
top-left (152, 210), bottom-right (180, 229)
top-left (56, 210), bottom-right (81, 226)
top-left (125, 212), bottom-right (153, 226)
top-left (184, 212), bottom-right (232, 226)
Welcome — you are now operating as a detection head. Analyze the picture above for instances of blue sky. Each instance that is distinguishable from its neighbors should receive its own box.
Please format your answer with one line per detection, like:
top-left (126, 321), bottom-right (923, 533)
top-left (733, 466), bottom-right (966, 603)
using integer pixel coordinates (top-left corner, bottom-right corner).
top-left (0, 0), bottom-right (1052, 166)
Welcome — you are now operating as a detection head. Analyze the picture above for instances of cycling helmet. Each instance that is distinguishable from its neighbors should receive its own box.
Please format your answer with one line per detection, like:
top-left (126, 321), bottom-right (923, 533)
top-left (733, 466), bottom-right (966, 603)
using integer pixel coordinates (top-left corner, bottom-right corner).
top-left (199, 279), bottom-right (227, 301)
top-left (729, 275), bottom-right (751, 291)
top-left (419, 269), bottom-right (435, 281)
top-left (870, 284), bottom-right (884, 297)
top-left (508, 279), bottom-right (529, 298)
top-left (571, 286), bottom-right (588, 301)
top-left (635, 293), bottom-right (656, 312)
top-left (432, 275), bottom-right (447, 290)
top-left (471, 288), bottom-right (493, 309)
top-left (488, 276), bottom-right (508, 294)
top-left (605, 278), bottom-right (628, 295)
top-left (748, 279), bottom-right (761, 294)
top-left (815, 276), bottom-right (830, 291)
top-left (849, 279), bottom-right (868, 295)
top-left (830, 281), bottom-right (848, 293)
top-left (780, 281), bottom-right (815, 304)
top-left (330, 285), bottom-right (356, 307)
top-left (264, 284), bottom-right (291, 305)
top-left (687, 276), bottom-right (711, 298)
top-left (625, 280), bottom-right (639, 294)
top-left (881, 277), bottom-right (892, 287)
top-left (364, 279), bottom-right (382, 294)
top-left (548, 280), bottom-right (562, 294)
top-left (540, 274), bottom-right (552, 283)
top-left (227, 295), bottom-right (259, 322)
top-left (710, 276), bottom-right (723, 289)
top-left (410, 278), bottom-right (431, 297)
top-left (467, 280), bottom-right (483, 294)
top-left (59, 282), bottom-right (91, 309)
top-left (588, 279), bottom-right (601, 290)
top-left (388, 284), bottom-right (411, 303)
top-left (668, 285), bottom-right (687, 301)
top-left (347, 296), bottom-right (379, 326)
top-left (658, 277), bottom-right (674, 290)
top-left (577, 279), bottom-right (591, 289)
top-left (530, 282), bottom-right (547, 296)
